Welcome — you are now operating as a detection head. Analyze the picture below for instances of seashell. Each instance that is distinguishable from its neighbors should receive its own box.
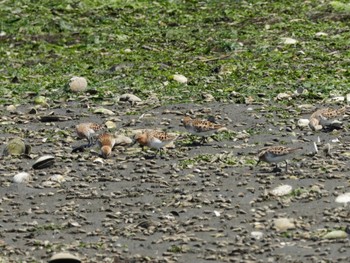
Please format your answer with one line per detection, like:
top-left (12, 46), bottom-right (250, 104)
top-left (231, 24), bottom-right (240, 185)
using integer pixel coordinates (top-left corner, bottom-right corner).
top-left (6, 104), bottom-right (16, 112)
top-left (93, 158), bottom-right (104, 164)
top-left (315, 32), bottom-right (328, 37)
top-left (251, 231), bottom-right (263, 240)
top-left (69, 76), bottom-right (88, 93)
top-left (313, 141), bottom-right (318, 154)
top-left (49, 174), bottom-right (66, 183)
top-left (335, 192), bottom-right (350, 204)
top-left (322, 230), bottom-right (347, 240)
top-left (274, 218), bottom-right (295, 231)
top-left (213, 210), bottom-right (220, 217)
top-left (275, 92), bottom-right (291, 100)
top-left (13, 172), bottom-right (32, 184)
top-left (93, 107), bottom-right (115, 115)
top-left (172, 74), bottom-right (188, 83)
top-left (119, 93), bottom-right (142, 103)
top-left (281, 37), bottom-right (298, 45)
top-left (32, 155), bottom-right (55, 170)
top-left (105, 120), bottom-right (117, 129)
top-left (270, 185), bottom-right (293, 197)
top-left (297, 119), bottom-right (309, 127)
top-left (3, 138), bottom-right (31, 156)
top-left (49, 252), bottom-right (81, 263)
top-left (114, 134), bottom-right (133, 146)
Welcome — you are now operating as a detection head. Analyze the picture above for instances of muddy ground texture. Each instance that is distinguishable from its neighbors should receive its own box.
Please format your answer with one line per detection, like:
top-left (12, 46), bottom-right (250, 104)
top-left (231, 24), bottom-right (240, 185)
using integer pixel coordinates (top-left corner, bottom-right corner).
top-left (1, 100), bottom-right (350, 263)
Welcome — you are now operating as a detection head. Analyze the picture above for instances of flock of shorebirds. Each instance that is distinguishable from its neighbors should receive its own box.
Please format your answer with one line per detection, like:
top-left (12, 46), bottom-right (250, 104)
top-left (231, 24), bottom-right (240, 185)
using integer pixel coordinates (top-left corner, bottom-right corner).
top-left (73, 106), bottom-right (348, 173)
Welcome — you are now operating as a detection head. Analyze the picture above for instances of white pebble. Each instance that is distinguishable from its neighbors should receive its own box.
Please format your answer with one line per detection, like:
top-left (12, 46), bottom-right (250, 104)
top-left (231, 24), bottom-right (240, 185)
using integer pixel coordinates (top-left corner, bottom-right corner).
top-left (297, 118), bottom-right (310, 127)
top-left (335, 192), bottom-right (350, 204)
top-left (13, 172), bottom-right (31, 184)
top-left (270, 185), bottom-right (293, 197)
top-left (172, 74), bottom-right (188, 84)
top-left (69, 76), bottom-right (88, 92)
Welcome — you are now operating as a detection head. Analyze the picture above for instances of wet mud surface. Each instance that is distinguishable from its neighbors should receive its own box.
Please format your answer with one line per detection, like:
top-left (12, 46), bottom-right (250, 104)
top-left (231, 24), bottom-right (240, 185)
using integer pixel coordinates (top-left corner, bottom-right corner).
top-left (1, 101), bottom-right (350, 262)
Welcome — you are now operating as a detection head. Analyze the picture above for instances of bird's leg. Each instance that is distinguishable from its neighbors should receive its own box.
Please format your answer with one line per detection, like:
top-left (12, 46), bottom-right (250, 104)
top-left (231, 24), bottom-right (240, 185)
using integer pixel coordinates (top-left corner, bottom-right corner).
top-left (255, 160), bottom-right (260, 167)
top-left (285, 160), bottom-right (288, 173)
top-left (199, 137), bottom-right (207, 144)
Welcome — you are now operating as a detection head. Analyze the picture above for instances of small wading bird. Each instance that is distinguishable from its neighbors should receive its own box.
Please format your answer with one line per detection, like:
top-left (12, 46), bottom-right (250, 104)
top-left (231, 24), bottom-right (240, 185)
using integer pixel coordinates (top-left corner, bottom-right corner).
top-left (182, 116), bottom-right (224, 144)
top-left (256, 146), bottom-right (303, 172)
top-left (75, 122), bottom-right (104, 147)
top-left (133, 130), bottom-right (178, 157)
top-left (97, 133), bottom-right (116, 159)
top-left (309, 107), bottom-right (346, 131)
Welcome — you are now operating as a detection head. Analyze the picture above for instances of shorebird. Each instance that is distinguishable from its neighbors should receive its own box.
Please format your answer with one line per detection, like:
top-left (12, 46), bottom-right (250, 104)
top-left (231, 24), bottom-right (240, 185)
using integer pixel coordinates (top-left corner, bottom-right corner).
top-left (182, 116), bottom-right (224, 144)
top-left (133, 130), bottom-right (178, 157)
top-left (309, 107), bottom-right (346, 131)
top-left (97, 133), bottom-right (116, 159)
top-left (256, 146), bottom-right (303, 172)
top-left (75, 122), bottom-right (104, 147)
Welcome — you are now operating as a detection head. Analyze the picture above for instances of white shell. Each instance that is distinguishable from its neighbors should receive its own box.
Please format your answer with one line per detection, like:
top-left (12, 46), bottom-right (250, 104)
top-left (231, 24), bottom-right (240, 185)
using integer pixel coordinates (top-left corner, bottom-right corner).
top-left (13, 172), bottom-right (31, 184)
top-left (213, 210), bottom-right (220, 217)
top-left (313, 141), bottom-right (318, 154)
top-left (114, 134), bottom-right (133, 145)
top-left (251, 231), bottom-right (264, 240)
top-left (335, 192), bottom-right (350, 204)
top-left (281, 37), bottom-right (298, 45)
top-left (270, 185), bottom-right (293, 197)
top-left (275, 92), bottom-right (291, 100)
top-left (120, 93), bottom-right (142, 102)
top-left (315, 32), bottom-right (328, 37)
top-left (49, 252), bottom-right (81, 262)
top-left (105, 120), bottom-right (117, 129)
top-left (322, 230), bottom-right (347, 240)
top-left (173, 74), bottom-right (188, 83)
top-left (93, 158), bottom-right (104, 164)
top-left (69, 76), bottom-right (88, 92)
top-left (297, 118), bottom-right (310, 127)
top-left (93, 107), bottom-right (115, 115)
top-left (33, 155), bottom-right (55, 169)
top-left (49, 174), bottom-right (66, 183)
top-left (274, 218), bottom-right (295, 231)
top-left (346, 93), bottom-right (350, 103)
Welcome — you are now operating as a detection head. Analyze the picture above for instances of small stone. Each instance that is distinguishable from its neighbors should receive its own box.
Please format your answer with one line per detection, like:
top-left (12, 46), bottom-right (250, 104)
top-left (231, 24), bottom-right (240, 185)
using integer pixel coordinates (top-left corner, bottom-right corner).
top-left (202, 93), bottom-right (215, 102)
top-left (34, 96), bottom-right (47, 105)
top-left (69, 76), bottom-right (88, 92)
top-left (3, 138), bottom-right (31, 156)
top-left (172, 74), bottom-right (188, 84)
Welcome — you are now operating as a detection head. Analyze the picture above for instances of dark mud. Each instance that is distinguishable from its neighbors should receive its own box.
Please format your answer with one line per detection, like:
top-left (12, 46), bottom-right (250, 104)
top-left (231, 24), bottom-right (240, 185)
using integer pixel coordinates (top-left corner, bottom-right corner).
top-left (1, 101), bottom-right (350, 262)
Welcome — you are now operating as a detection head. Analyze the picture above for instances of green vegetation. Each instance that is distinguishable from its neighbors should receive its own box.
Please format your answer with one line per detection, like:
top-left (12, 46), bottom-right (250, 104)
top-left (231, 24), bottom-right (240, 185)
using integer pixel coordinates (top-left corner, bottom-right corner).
top-left (1, 0), bottom-right (349, 105)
